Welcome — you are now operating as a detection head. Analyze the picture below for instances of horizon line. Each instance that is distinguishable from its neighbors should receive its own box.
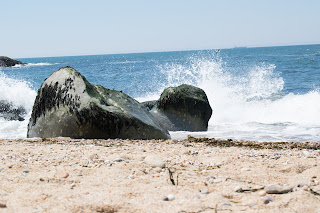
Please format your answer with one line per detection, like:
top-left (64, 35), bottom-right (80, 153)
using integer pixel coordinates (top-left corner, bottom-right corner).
top-left (14, 42), bottom-right (320, 60)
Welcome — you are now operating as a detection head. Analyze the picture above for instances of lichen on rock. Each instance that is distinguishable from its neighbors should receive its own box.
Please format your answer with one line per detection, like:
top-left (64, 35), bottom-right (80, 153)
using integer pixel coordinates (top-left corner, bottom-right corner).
top-left (27, 66), bottom-right (170, 139)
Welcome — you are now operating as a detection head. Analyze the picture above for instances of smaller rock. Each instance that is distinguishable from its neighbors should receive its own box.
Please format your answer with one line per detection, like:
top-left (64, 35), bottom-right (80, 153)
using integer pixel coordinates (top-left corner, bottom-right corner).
top-left (234, 185), bottom-right (243, 193)
top-left (113, 158), bottom-right (124, 163)
top-left (39, 178), bottom-right (45, 181)
top-left (258, 190), bottom-right (267, 196)
top-left (144, 155), bottom-right (165, 168)
top-left (128, 175), bottom-right (134, 179)
top-left (60, 172), bottom-right (69, 178)
top-left (23, 170), bottom-right (30, 173)
top-left (167, 194), bottom-right (175, 201)
top-left (0, 167), bottom-right (4, 171)
top-left (70, 182), bottom-right (76, 189)
top-left (265, 185), bottom-right (293, 194)
top-left (221, 202), bottom-right (232, 206)
top-left (163, 194), bottom-right (175, 201)
top-left (200, 189), bottom-right (209, 194)
top-left (0, 201), bottom-right (6, 208)
top-left (263, 196), bottom-right (274, 204)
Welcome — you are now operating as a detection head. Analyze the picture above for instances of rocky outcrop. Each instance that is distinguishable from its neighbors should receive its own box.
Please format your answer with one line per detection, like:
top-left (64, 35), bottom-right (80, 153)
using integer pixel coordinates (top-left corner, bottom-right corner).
top-left (148, 84), bottom-right (212, 131)
top-left (27, 66), bottom-right (170, 139)
top-left (0, 56), bottom-right (25, 67)
top-left (0, 101), bottom-right (26, 121)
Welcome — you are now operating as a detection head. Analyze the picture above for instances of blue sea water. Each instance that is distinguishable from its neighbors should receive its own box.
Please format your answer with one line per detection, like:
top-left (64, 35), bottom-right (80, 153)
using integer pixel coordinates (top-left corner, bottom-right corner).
top-left (1, 44), bottom-right (320, 141)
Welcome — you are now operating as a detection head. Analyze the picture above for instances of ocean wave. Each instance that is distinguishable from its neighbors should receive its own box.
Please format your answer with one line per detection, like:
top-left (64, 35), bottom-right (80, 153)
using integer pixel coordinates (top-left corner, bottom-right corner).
top-left (13, 62), bottom-right (58, 68)
top-left (138, 53), bottom-right (320, 141)
top-left (0, 72), bottom-right (36, 111)
top-left (107, 60), bottom-right (145, 65)
top-left (0, 72), bottom-right (36, 139)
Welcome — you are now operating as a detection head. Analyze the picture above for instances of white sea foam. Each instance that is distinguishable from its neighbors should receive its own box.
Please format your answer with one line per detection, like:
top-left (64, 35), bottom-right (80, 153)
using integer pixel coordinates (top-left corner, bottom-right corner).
top-left (142, 54), bottom-right (320, 142)
top-left (13, 62), bottom-right (57, 68)
top-left (0, 72), bottom-right (37, 139)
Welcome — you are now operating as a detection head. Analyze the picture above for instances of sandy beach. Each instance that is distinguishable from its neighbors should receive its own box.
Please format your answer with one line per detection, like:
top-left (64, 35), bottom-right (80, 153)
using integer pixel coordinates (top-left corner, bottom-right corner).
top-left (0, 137), bottom-right (320, 213)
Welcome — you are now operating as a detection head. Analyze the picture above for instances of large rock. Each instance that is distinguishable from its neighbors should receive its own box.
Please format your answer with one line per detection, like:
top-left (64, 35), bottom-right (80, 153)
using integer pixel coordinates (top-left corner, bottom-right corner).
top-left (0, 101), bottom-right (26, 121)
top-left (148, 84), bottom-right (212, 131)
top-left (0, 56), bottom-right (25, 67)
top-left (27, 66), bottom-right (170, 139)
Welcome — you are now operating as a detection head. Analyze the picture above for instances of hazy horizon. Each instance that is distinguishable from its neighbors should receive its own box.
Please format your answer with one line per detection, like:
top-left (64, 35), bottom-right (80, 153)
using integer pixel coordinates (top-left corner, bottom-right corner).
top-left (9, 42), bottom-right (319, 60)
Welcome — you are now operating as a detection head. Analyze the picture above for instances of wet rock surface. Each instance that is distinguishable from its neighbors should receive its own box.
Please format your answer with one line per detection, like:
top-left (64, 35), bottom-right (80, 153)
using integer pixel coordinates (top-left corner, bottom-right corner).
top-left (27, 66), bottom-right (170, 139)
top-left (148, 84), bottom-right (212, 131)
top-left (0, 101), bottom-right (26, 121)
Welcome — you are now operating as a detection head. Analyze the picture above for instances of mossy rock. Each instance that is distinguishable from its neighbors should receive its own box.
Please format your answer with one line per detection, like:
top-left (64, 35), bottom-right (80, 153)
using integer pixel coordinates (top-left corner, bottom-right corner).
top-left (27, 66), bottom-right (170, 139)
top-left (150, 84), bottom-right (212, 131)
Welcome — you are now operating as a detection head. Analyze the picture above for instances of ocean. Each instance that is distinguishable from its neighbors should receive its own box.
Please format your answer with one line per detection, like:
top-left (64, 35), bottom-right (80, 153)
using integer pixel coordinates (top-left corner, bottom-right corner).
top-left (1, 44), bottom-right (320, 142)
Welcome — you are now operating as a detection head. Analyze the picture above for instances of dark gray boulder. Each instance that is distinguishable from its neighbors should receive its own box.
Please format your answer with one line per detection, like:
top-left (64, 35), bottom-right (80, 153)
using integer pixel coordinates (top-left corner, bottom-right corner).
top-left (149, 84), bottom-right (212, 131)
top-left (0, 56), bottom-right (25, 67)
top-left (0, 101), bottom-right (26, 121)
top-left (27, 66), bottom-right (170, 139)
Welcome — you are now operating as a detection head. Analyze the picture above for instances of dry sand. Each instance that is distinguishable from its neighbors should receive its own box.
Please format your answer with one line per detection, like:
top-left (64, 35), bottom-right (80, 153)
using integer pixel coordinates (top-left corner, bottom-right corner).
top-left (0, 137), bottom-right (320, 212)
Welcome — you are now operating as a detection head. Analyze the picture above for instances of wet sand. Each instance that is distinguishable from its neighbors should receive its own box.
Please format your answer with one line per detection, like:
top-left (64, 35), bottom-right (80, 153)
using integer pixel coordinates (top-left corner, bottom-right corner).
top-left (0, 137), bottom-right (320, 212)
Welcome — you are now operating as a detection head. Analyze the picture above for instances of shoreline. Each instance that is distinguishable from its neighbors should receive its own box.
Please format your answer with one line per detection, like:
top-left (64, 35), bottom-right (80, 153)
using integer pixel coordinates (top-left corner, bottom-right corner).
top-left (1, 138), bottom-right (320, 212)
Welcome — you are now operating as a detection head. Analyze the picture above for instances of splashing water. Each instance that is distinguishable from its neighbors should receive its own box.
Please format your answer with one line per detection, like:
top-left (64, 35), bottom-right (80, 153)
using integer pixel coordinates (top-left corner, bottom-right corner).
top-left (0, 72), bottom-right (36, 110)
top-left (157, 54), bottom-right (320, 141)
top-left (0, 71), bottom-right (37, 138)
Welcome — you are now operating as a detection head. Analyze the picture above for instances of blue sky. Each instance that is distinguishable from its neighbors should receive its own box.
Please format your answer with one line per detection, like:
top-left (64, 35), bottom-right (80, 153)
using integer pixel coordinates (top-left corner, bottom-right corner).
top-left (1, 0), bottom-right (320, 58)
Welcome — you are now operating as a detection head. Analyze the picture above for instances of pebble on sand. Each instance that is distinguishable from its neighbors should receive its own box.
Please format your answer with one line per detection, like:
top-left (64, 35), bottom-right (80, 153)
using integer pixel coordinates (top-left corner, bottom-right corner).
top-left (200, 189), bottom-right (209, 194)
top-left (113, 158), bottom-right (124, 163)
top-left (265, 185), bottom-right (293, 194)
top-left (70, 182), bottom-right (76, 189)
top-left (144, 155), bottom-right (166, 168)
top-left (0, 201), bottom-right (6, 208)
top-left (258, 190), bottom-right (267, 196)
top-left (234, 185), bottom-right (243, 192)
top-left (263, 196), bottom-right (274, 204)
top-left (163, 194), bottom-right (175, 201)
top-left (59, 172), bottom-right (69, 179)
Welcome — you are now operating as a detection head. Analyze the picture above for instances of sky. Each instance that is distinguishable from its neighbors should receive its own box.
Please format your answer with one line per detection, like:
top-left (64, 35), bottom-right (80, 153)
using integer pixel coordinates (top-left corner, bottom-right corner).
top-left (1, 0), bottom-right (320, 58)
